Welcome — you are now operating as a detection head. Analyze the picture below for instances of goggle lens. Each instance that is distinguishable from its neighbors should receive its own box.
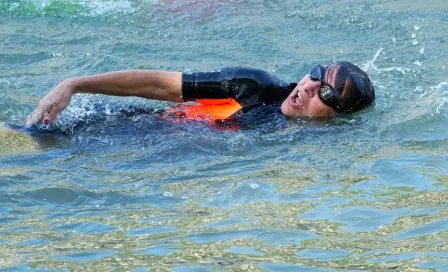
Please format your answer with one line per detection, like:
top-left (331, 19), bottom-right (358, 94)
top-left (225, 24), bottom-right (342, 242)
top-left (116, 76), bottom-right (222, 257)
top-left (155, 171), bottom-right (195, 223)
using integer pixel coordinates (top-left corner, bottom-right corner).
top-left (309, 65), bottom-right (341, 112)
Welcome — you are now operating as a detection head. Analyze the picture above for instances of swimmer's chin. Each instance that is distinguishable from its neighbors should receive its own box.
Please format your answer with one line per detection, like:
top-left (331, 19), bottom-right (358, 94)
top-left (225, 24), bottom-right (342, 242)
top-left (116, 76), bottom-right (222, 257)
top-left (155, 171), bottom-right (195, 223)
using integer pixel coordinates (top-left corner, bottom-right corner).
top-left (280, 110), bottom-right (334, 120)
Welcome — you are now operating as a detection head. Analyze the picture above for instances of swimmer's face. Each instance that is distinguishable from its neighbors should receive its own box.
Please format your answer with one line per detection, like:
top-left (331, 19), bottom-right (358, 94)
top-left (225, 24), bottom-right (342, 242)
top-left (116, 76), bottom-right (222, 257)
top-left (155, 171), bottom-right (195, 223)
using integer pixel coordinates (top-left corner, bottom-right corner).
top-left (280, 66), bottom-right (338, 118)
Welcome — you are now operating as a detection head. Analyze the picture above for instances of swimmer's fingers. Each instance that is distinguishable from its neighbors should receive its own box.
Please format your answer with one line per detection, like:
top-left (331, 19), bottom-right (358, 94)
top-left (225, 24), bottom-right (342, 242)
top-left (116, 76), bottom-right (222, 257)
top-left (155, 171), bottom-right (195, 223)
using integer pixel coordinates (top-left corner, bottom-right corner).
top-left (43, 104), bottom-right (60, 125)
top-left (26, 82), bottom-right (75, 127)
top-left (26, 101), bottom-right (54, 127)
top-left (26, 110), bottom-right (40, 127)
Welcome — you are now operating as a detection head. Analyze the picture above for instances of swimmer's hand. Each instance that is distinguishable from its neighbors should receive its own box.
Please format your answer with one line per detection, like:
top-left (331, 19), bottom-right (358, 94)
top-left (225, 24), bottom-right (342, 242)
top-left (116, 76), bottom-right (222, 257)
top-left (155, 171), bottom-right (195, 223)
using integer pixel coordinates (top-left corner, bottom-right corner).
top-left (26, 79), bottom-right (75, 127)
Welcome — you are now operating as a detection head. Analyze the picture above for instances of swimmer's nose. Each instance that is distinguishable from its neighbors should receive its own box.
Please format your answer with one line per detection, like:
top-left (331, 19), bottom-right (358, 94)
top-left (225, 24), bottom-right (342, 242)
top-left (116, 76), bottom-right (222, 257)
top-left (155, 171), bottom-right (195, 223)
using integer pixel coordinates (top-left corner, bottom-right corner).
top-left (304, 81), bottom-right (321, 98)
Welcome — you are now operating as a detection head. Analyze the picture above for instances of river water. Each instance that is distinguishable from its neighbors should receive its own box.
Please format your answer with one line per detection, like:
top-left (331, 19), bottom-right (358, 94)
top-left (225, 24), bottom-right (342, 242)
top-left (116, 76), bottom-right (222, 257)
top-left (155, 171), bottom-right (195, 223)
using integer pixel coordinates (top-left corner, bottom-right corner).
top-left (1, 0), bottom-right (448, 271)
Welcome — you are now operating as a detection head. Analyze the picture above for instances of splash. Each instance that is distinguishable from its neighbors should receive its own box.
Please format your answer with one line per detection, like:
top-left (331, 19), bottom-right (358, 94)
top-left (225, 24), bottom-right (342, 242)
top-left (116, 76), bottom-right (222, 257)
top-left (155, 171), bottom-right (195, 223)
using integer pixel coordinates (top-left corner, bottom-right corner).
top-left (3, 0), bottom-right (135, 17)
top-left (362, 48), bottom-right (410, 75)
top-left (434, 82), bottom-right (448, 114)
top-left (54, 94), bottom-right (121, 134)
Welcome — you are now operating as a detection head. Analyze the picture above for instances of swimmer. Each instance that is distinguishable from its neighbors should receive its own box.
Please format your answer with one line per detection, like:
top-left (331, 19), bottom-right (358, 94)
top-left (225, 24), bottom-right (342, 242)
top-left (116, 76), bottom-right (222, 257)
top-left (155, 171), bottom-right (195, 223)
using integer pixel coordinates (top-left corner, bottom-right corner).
top-left (26, 62), bottom-right (375, 126)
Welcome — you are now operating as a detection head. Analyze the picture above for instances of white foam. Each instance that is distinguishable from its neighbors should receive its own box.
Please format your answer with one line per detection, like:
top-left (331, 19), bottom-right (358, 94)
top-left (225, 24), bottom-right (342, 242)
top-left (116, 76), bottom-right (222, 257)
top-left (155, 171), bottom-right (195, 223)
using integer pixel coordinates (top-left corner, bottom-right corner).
top-left (434, 82), bottom-right (448, 114)
top-left (0, 78), bottom-right (11, 85)
top-left (56, 94), bottom-right (114, 133)
top-left (249, 183), bottom-right (259, 190)
top-left (9, 3), bottom-right (20, 10)
top-left (16, 0), bottom-right (135, 16)
top-left (414, 60), bottom-right (422, 66)
top-left (79, 0), bottom-right (135, 16)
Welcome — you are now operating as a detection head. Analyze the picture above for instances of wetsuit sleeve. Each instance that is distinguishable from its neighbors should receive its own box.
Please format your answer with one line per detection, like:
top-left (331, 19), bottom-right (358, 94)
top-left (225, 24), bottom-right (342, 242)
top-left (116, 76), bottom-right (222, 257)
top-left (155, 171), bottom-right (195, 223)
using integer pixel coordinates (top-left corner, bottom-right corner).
top-left (182, 67), bottom-right (294, 107)
top-left (182, 71), bottom-right (235, 102)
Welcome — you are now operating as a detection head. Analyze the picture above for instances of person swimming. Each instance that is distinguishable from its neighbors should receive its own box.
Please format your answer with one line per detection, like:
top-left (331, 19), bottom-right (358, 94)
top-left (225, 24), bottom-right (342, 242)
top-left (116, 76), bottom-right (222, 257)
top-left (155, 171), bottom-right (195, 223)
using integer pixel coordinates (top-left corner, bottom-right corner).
top-left (26, 61), bottom-right (375, 126)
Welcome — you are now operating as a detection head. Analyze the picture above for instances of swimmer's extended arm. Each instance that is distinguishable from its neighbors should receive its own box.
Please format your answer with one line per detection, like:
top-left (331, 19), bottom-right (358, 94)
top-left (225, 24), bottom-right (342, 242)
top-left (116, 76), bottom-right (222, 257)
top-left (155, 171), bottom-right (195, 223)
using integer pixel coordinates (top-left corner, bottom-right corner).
top-left (26, 70), bottom-right (182, 126)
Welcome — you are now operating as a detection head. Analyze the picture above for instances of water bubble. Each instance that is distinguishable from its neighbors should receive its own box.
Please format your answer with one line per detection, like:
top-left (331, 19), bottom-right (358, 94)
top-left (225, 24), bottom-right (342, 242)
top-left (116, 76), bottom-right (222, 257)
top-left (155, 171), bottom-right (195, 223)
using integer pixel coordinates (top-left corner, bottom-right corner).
top-left (163, 192), bottom-right (173, 197)
top-left (414, 60), bottom-right (423, 66)
top-left (392, 37), bottom-right (396, 43)
top-left (249, 183), bottom-right (259, 189)
top-left (420, 47), bottom-right (425, 54)
top-left (411, 33), bottom-right (416, 38)
top-left (414, 25), bottom-right (421, 31)
top-left (412, 39), bottom-right (419, 45)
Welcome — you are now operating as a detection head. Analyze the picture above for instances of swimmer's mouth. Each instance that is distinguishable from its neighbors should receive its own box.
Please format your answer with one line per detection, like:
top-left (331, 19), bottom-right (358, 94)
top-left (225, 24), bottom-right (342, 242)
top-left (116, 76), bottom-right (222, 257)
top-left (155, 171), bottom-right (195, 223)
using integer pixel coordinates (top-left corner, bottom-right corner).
top-left (292, 91), bottom-right (303, 105)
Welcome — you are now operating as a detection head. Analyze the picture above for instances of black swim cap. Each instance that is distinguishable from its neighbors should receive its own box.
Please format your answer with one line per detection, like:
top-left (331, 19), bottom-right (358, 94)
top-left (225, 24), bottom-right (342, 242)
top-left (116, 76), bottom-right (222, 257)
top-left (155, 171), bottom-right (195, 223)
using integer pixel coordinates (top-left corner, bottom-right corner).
top-left (326, 61), bottom-right (375, 113)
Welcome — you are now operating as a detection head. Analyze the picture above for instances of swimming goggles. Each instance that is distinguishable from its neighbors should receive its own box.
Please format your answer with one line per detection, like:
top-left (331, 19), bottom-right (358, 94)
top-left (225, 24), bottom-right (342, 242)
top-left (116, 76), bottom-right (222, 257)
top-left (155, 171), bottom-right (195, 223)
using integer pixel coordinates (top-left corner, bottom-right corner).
top-left (309, 65), bottom-right (342, 112)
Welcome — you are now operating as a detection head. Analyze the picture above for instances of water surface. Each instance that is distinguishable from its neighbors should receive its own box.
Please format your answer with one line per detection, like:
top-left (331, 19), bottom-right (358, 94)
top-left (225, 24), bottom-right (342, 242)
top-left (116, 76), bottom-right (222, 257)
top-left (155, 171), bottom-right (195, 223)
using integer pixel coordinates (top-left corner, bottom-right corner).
top-left (1, 0), bottom-right (448, 271)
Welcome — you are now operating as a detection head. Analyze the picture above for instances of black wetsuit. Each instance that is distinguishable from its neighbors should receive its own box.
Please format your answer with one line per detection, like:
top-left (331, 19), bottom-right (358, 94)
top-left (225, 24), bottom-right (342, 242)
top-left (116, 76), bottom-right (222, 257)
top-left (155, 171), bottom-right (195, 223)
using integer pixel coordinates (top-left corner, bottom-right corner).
top-left (182, 67), bottom-right (296, 116)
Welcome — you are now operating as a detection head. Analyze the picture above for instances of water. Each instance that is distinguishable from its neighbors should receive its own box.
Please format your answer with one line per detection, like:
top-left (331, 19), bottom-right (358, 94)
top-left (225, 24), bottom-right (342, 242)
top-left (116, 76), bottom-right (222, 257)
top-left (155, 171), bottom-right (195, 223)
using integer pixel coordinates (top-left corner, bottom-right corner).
top-left (1, 0), bottom-right (448, 271)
